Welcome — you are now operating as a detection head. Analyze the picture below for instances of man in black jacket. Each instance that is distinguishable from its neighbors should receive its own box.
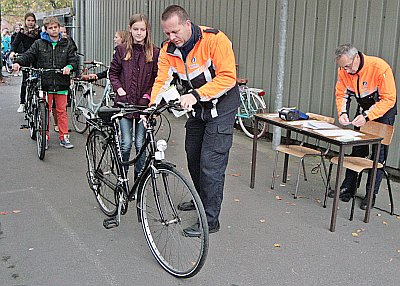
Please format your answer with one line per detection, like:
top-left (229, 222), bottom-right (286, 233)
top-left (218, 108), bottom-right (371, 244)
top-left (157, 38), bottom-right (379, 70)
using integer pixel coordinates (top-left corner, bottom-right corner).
top-left (13, 17), bottom-right (77, 149)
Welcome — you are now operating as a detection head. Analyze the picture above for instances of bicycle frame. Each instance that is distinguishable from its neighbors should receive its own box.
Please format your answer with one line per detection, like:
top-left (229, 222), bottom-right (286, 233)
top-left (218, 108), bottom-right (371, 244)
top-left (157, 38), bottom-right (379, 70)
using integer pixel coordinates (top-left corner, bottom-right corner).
top-left (236, 86), bottom-right (266, 119)
top-left (87, 103), bottom-right (179, 226)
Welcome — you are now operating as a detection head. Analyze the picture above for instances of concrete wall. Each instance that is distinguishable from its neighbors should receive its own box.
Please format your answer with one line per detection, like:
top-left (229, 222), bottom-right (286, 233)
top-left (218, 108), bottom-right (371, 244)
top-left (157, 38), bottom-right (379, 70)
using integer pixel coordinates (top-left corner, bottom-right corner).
top-left (73, 0), bottom-right (400, 169)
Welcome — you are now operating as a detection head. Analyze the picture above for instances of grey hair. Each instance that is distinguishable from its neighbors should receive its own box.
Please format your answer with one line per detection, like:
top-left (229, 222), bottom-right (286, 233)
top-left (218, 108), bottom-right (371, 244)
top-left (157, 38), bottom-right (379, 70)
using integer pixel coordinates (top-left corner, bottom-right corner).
top-left (335, 44), bottom-right (358, 60)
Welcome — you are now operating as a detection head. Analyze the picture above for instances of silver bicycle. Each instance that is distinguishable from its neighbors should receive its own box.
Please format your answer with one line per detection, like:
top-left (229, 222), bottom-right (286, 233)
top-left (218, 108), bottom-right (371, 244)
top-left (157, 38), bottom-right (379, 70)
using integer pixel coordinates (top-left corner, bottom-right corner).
top-left (70, 60), bottom-right (114, 134)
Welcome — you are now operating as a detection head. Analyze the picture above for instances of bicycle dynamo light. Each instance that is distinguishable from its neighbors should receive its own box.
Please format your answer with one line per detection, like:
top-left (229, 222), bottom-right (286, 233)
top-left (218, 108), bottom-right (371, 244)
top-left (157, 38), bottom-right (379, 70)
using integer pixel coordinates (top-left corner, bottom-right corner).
top-left (155, 139), bottom-right (167, 160)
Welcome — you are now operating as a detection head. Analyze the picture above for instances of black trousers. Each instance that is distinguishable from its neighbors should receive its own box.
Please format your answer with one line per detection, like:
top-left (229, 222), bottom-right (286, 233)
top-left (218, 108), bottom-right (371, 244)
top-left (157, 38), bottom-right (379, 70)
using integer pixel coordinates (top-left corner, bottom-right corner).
top-left (340, 115), bottom-right (395, 195)
top-left (20, 70), bottom-right (29, 104)
top-left (185, 108), bottom-right (236, 228)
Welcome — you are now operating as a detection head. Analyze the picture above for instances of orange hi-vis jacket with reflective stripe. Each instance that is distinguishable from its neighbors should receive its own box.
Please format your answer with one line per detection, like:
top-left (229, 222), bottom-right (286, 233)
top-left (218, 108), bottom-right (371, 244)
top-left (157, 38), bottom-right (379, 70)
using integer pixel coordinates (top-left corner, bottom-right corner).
top-left (150, 24), bottom-right (238, 113)
top-left (335, 52), bottom-right (397, 121)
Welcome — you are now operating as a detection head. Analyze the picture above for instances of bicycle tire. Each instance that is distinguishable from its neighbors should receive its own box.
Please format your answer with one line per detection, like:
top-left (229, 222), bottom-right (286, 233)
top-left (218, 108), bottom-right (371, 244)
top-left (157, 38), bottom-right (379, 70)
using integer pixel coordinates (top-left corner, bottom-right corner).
top-left (138, 163), bottom-right (209, 278)
top-left (36, 101), bottom-right (47, 160)
top-left (26, 91), bottom-right (36, 140)
top-left (71, 83), bottom-right (88, 134)
top-left (238, 93), bottom-right (268, 138)
top-left (85, 129), bottom-right (119, 216)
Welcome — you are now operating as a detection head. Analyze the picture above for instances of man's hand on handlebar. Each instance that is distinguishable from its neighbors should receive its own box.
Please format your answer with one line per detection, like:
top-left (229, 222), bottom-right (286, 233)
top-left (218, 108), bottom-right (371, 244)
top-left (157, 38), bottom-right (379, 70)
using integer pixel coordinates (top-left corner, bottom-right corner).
top-left (178, 93), bottom-right (197, 111)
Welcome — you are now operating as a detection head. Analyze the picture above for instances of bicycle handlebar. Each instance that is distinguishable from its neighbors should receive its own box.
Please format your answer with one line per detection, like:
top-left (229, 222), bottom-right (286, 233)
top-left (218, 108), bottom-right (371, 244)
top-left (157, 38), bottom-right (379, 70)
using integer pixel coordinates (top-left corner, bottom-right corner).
top-left (20, 67), bottom-right (64, 74)
top-left (96, 100), bottom-right (184, 123)
top-left (83, 60), bottom-right (108, 68)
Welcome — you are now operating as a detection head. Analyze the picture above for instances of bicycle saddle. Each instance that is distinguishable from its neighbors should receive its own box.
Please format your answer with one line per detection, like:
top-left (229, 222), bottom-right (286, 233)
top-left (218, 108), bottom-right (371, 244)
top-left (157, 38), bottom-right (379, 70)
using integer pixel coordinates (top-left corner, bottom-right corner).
top-left (97, 106), bottom-right (121, 122)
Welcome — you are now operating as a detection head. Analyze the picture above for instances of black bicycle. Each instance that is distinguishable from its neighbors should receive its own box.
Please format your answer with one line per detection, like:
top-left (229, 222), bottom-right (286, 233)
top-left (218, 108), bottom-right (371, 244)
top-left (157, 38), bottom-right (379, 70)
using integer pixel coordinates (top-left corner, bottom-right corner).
top-left (21, 67), bottom-right (63, 160)
top-left (85, 101), bottom-right (209, 278)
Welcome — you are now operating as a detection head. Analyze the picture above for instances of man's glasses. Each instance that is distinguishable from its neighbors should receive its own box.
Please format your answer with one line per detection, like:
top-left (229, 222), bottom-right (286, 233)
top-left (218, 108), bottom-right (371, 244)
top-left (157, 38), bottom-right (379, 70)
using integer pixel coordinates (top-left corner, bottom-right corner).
top-left (340, 55), bottom-right (357, 71)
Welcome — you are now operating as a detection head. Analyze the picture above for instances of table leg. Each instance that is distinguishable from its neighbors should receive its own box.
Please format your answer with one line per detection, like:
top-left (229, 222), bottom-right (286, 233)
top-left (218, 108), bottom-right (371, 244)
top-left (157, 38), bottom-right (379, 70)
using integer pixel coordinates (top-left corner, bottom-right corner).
top-left (364, 141), bottom-right (381, 223)
top-left (330, 146), bottom-right (345, 232)
top-left (250, 117), bottom-right (259, 188)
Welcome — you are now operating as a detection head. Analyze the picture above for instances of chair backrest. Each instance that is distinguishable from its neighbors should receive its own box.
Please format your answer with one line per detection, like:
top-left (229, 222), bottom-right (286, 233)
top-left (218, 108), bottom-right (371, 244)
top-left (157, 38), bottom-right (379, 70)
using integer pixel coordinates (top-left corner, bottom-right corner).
top-left (306, 113), bottom-right (335, 124)
top-left (360, 121), bottom-right (394, 145)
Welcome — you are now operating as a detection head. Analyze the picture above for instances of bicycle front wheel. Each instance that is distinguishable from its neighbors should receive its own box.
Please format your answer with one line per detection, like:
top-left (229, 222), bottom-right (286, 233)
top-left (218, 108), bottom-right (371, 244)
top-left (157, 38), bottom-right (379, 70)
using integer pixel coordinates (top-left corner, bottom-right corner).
top-left (36, 101), bottom-right (47, 160)
top-left (138, 163), bottom-right (209, 278)
top-left (71, 83), bottom-right (88, 134)
top-left (238, 94), bottom-right (268, 138)
top-left (85, 129), bottom-right (119, 216)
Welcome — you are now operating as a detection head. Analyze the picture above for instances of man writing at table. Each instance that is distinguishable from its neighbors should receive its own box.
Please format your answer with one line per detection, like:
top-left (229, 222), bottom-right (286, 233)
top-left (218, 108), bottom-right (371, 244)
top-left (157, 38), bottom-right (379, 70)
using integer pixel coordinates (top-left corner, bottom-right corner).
top-left (328, 44), bottom-right (397, 210)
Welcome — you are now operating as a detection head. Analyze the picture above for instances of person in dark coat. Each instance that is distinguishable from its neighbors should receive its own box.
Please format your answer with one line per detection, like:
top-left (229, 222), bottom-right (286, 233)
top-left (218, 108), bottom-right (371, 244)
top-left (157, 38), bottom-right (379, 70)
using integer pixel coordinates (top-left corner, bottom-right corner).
top-left (10, 13), bottom-right (41, 113)
top-left (109, 14), bottom-right (159, 177)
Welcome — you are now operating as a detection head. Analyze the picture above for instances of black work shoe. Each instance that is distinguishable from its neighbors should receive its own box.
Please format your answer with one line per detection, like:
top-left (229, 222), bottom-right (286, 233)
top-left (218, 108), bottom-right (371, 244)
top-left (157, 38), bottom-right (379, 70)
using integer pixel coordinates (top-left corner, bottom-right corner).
top-left (327, 188), bottom-right (354, 202)
top-left (183, 222), bottom-right (220, 237)
top-left (177, 200), bottom-right (195, 211)
top-left (360, 195), bottom-right (376, 210)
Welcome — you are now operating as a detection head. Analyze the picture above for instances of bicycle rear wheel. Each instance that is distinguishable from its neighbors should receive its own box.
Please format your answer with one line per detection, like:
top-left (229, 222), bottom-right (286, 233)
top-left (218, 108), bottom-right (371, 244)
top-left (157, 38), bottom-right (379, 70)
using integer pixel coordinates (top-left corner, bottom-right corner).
top-left (238, 93), bottom-right (268, 138)
top-left (138, 163), bottom-right (209, 278)
top-left (36, 101), bottom-right (47, 160)
top-left (71, 83), bottom-right (88, 134)
top-left (85, 129), bottom-right (119, 216)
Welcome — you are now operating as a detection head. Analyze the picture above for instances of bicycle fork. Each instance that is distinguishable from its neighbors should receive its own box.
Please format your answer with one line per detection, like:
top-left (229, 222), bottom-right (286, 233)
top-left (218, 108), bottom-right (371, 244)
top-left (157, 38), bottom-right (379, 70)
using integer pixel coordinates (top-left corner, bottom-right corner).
top-left (149, 165), bottom-right (181, 226)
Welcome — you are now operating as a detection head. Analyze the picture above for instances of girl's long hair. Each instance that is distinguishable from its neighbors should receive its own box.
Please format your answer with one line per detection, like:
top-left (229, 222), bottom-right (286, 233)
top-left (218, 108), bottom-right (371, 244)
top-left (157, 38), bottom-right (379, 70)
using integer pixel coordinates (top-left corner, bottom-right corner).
top-left (124, 14), bottom-right (154, 63)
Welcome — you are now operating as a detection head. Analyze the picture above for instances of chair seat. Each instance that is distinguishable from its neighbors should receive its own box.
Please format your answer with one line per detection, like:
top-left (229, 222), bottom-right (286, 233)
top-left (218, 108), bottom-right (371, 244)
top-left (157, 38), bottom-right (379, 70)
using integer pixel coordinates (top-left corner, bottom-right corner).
top-left (276, 145), bottom-right (322, 158)
top-left (331, 156), bottom-right (384, 173)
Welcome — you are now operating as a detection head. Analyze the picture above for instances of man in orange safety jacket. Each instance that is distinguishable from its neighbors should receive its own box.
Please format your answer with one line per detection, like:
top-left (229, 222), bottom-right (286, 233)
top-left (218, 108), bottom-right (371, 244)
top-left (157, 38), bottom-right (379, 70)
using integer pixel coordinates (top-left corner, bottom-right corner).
top-left (151, 5), bottom-right (240, 237)
top-left (328, 43), bottom-right (397, 210)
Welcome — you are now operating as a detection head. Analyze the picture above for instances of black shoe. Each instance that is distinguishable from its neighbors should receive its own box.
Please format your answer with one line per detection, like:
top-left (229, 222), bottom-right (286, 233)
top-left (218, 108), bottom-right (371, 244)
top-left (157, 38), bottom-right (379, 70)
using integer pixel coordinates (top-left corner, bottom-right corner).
top-left (177, 200), bottom-right (195, 211)
top-left (183, 222), bottom-right (220, 237)
top-left (327, 188), bottom-right (354, 202)
top-left (360, 194), bottom-right (376, 210)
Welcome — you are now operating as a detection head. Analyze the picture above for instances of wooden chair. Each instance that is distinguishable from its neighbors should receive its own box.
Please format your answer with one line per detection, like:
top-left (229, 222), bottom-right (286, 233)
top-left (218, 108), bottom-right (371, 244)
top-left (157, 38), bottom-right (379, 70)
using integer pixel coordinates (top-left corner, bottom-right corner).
top-left (323, 121), bottom-right (395, 220)
top-left (271, 113), bottom-right (335, 199)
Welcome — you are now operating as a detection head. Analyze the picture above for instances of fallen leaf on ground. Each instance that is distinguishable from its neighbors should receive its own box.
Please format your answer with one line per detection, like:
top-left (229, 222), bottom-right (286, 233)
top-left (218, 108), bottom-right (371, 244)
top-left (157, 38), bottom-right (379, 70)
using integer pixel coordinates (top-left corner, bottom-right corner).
top-left (12, 210), bottom-right (21, 214)
top-left (234, 198), bottom-right (240, 202)
top-left (351, 233), bottom-right (359, 237)
top-left (230, 173), bottom-right (241, 177)
top-left (315, 199), bottom-right (321, 204)
top-left (377, 213), bottom-right (382, 217)
top-left (260, 219), bottom-right (266, 223)
top-left (383, 221), bottom-right (388, 225)
top-left (286, 202), bottom-right (296, 206)
top-left (275, 196), bottom-right (282, 200)
top-left (274, 243), bottom-right (281, 248)
top-left (279, 184), bottom-right (286, 187)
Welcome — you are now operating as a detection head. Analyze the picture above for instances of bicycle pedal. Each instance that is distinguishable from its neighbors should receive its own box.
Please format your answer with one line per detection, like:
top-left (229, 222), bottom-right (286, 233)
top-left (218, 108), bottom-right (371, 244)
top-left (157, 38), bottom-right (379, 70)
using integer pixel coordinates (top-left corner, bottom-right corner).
top-left (103, 217), bottom-right (119, 229)
top-left (20, 124), bottom-right (29, 129)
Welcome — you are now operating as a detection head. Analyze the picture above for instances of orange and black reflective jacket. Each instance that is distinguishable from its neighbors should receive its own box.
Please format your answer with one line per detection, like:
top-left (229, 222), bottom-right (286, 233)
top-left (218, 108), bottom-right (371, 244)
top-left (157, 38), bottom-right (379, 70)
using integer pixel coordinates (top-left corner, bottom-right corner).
top-left (150, 24), bottom-right (239, 115)
top-left (336, 52), bottom-right (397, 121)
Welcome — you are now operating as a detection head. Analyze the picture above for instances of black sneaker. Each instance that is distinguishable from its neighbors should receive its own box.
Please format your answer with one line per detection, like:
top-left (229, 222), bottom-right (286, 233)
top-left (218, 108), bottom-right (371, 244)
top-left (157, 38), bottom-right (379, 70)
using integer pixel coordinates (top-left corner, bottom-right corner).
top-left (177, 200), bottom-right (195, 211)
top-left (183, 222), bottom-right (220, 237)
top-left (327, 187), bottom-right (354, 202)
top-left (360, 194), bottom-right (376, 210)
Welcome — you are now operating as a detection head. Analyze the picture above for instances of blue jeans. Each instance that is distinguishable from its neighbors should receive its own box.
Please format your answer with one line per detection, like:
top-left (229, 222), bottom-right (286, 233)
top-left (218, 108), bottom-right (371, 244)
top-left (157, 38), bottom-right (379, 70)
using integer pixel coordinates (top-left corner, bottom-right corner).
top-left (119, 117), bottom-right (146, 174)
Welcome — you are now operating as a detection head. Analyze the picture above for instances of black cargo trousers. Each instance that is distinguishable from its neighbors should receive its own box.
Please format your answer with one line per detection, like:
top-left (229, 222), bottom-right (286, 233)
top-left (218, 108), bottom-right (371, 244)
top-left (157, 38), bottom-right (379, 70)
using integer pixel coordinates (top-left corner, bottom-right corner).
top-left (185, 106), bottom-right (237, 229)
top-left (340, 115), bottom-right (395, 195)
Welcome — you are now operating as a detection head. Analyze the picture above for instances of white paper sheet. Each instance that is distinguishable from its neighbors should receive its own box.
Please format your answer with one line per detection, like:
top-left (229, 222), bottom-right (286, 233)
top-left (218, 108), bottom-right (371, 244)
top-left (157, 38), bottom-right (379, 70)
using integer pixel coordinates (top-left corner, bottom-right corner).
top-left (314, 129), bottom-right (364, 137)
top-left (302, 121), bottom-right (339, 129)
top-left (154, 85), bottom-right (187, 117)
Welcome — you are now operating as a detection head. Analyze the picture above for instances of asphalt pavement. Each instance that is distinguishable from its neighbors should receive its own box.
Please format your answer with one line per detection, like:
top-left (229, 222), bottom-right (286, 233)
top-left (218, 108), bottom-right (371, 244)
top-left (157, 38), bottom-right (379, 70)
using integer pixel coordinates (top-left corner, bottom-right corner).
top-left (0, 73), bottom-right (399, 286)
